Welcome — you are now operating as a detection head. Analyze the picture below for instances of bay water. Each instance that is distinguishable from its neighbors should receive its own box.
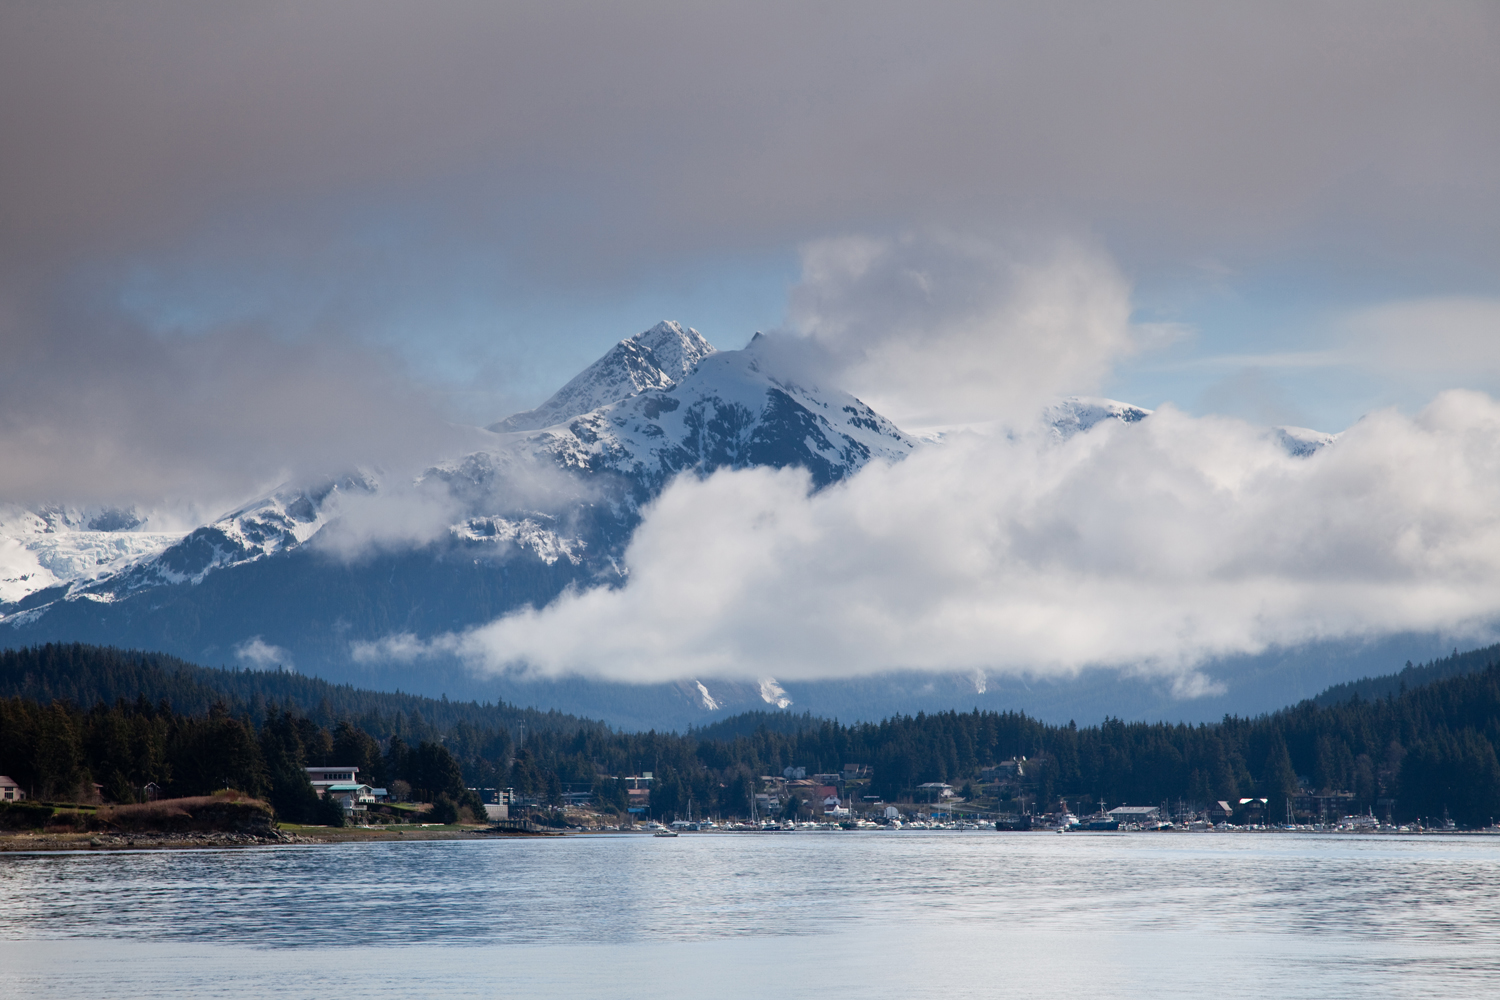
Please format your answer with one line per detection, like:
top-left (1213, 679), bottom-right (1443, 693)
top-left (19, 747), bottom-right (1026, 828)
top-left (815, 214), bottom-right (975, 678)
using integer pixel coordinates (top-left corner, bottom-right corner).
top-left (3, 832), bottom-right (1498, 998)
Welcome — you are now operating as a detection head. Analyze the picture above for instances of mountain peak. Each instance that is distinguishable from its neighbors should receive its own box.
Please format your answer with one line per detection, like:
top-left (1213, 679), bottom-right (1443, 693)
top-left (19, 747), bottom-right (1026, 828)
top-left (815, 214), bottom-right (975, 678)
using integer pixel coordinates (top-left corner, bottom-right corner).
top-left (490, 321), bottom-right (717, 433)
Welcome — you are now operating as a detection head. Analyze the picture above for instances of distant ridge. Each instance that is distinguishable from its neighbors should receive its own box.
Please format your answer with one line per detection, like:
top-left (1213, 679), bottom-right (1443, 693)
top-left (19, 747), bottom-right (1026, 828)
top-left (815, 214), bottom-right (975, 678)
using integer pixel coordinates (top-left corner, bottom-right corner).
top-left (688, 710), bottom-right (828, 742)
top-left (0, 643), bottom-right (606, 739)
top-left (1311, 643), bottom-right (1500, 707)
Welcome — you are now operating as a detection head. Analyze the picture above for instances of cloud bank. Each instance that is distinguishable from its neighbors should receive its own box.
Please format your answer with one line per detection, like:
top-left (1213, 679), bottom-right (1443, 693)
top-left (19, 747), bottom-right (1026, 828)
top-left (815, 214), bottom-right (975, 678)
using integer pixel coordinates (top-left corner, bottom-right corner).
top-left (785, 234), bottom-right (1142, 426)
top-left (444, 390), bottom-right (1500, 693)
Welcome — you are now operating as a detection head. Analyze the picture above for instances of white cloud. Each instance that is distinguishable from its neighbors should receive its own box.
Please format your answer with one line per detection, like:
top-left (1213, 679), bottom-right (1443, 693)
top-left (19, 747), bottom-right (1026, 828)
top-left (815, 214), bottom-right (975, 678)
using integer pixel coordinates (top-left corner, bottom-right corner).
top-left (311, 477), bottom-right (465, 561)
top-left (785, 234), bottom-right (1142, 427)
top-left (445, 389), bottom-right (1500, 695)
top-left (234, 636), bottom-right (294, 671)
top-left (350, 631), bottom-right (460, 665)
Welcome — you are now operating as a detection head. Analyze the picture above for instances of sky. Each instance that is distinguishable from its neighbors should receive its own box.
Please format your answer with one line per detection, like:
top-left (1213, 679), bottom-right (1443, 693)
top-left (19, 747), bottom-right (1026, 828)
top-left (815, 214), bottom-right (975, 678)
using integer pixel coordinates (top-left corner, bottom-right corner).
top-left (3, 2), bottom-right (1499, 507)
top-left (4, 3), bottom-right (1500, 690)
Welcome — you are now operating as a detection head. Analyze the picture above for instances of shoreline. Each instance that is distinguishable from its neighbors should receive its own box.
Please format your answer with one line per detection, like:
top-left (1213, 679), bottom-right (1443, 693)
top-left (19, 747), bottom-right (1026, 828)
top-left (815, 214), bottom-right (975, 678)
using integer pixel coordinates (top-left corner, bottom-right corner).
top-left (4, 824), bottom-right (1497, 853)
top-left (0, 824), bottom-right (558, 852)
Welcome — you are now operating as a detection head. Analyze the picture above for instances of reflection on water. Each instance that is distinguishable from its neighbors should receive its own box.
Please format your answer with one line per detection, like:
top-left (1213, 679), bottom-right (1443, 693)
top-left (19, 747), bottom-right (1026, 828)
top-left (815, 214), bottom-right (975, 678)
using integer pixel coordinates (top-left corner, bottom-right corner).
top-left (2, 833), bottom-right (1498, 998)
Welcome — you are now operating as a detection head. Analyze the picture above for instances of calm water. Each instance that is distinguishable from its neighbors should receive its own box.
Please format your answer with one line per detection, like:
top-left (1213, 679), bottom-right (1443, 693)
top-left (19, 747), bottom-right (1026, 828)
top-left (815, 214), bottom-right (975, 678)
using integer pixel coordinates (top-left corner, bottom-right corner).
top-left (3, 832), bottom-right (1499, 998)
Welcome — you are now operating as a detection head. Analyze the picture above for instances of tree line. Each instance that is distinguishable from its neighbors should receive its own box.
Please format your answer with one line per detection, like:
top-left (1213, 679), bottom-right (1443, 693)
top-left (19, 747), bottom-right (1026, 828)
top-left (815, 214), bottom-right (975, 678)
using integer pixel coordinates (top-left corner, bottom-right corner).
top-left (0, 694), bottom-right (491, 825)
top-left (0, 644), bottom-right (599, 741)
top-left (2, 644), bottom-right (1499, 827)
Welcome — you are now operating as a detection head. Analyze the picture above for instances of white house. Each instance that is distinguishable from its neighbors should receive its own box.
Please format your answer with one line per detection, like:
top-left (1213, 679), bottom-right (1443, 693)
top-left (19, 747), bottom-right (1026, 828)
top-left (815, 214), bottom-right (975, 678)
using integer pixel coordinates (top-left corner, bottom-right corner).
top-left (322, 783), bottom-right (376, 813)
top-left (0, 775), bottom-right (25, 801)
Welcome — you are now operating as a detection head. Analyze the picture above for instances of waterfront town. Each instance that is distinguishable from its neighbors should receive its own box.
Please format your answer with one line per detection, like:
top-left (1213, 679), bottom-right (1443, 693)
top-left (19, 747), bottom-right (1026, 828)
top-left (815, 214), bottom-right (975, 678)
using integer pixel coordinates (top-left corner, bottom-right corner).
top-left (173, 756), bottom-right (1450, 837)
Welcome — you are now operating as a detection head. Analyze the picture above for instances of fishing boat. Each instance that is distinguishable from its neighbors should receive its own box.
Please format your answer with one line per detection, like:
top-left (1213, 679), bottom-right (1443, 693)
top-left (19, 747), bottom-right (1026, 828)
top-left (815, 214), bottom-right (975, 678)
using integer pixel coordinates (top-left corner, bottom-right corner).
top-left (1071, 812), bottom-right (1120, 831)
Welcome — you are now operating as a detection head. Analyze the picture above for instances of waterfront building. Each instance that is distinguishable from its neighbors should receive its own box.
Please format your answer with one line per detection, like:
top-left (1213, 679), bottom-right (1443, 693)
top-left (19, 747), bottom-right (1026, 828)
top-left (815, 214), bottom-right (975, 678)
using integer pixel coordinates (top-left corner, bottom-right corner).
top-left (1106, 805), bottom-right (1161, 825)
top-left (305, 766), bottom-right (360, 792)
top-left (0, 775), bottom-right (24, 801)
top-left (323, 783), bottom-right (376, 813)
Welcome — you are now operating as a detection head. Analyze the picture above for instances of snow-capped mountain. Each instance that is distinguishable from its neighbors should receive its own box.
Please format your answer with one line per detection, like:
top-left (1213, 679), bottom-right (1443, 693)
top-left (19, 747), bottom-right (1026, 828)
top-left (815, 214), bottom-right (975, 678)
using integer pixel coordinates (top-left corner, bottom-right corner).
top-left (0, 324), bottom-right (1337, 638)
top-left (492, 321), bottom-right (716, 432)
top-left (1044, 397), bottom-right (1151, 438)
top-left (506, 334), bottom-right (915, 498)
top-left (0, 322), bottom-right (916, 646)
top-left (0, 319), bottom-right (1358, 731)
top-left (1273, 425), bottom-right (1338, 457)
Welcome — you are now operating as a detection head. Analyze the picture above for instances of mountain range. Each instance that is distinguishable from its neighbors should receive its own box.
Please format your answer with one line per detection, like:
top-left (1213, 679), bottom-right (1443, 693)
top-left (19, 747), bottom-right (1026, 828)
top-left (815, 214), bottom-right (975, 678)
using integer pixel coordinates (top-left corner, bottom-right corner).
top-left (0, 320), bottom-right (1430, 731)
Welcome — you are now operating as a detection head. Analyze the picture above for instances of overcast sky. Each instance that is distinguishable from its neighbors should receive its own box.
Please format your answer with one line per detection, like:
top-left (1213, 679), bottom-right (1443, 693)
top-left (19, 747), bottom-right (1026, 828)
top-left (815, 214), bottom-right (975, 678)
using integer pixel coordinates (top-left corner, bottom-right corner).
top-left (6, 3), bottom-right (1500, 689)
top-left (2, 1), bottom-right (1499, 507)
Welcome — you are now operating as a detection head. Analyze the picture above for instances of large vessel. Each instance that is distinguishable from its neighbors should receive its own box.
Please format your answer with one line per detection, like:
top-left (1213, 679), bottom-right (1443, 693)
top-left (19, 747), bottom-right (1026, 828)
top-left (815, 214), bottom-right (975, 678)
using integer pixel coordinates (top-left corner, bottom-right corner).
top-left (1071, 812), bottom-right (1120, 831)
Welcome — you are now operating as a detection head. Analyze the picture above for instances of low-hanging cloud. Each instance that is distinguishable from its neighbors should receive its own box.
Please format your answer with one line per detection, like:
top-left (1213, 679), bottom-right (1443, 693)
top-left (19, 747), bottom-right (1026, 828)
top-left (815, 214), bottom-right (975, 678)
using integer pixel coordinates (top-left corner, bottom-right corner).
top-left (445, 390), bottom-right (1500, 694)
top-left (309, 446), bottom-right (601, 562)
top-left (784, 234), bottom-right (1146, 427)
top-left (235, 636), bottom-right (294, 672)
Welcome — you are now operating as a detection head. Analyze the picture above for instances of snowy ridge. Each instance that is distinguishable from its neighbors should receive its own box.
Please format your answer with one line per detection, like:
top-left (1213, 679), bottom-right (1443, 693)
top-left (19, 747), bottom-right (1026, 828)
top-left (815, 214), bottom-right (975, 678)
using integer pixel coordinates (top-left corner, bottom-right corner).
top-left (1274, 425), bottom-right (1338, 457)
top-left (491, 321), bottom-right (716, 433)
top-left (79, 475), bottom-right (378, 596)
top-left (1045, 397), bottom-right (1335, 458)
top-left (504, 339), bottom-right (916, 496)
top-left (1044, 396), bottom-right (1152, 438)
top-left (450, 515), bottom-right (586, 565)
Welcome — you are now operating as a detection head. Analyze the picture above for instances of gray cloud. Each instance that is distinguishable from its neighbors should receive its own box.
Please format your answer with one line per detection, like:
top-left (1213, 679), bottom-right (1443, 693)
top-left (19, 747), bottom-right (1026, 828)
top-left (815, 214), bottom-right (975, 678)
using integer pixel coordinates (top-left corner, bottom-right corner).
top-left (2, 2), bottom-right (1498, 504)
top-left (0, 292), bottom-right (474, 507)
top-left (3, 2), bottom-right (1496, 279)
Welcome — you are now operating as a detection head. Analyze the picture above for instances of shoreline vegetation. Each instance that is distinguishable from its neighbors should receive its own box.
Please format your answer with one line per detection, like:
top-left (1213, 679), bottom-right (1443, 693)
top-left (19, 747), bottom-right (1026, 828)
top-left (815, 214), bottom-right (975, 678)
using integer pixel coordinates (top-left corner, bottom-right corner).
top-left (4, 643), bottom-right (1500, 837)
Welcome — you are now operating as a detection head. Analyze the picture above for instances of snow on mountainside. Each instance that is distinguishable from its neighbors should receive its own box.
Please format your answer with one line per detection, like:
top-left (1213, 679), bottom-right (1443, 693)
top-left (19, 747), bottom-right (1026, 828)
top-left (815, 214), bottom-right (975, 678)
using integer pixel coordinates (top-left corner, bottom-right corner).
top-left (503, 334), bottom-right (916, 496)
top-left (0, 321), bottom-right (917, 625)
top-left (0, 335), bottom-right (1338, 623)
top-left (97, 476), bottom-right (379, 593)
top-left (1, 317), bottom-right (1370, 728)
top-left (1274, 425), bottom-right (1339, 457)
top-left (1045, 396), bottom-right (1336, 457)
top-left (0, 504), bottom-right (184, 605)
top-left (1044, 396), bottom-right (1152, 438)
top-left (492, 321), bottom-right (716, 433)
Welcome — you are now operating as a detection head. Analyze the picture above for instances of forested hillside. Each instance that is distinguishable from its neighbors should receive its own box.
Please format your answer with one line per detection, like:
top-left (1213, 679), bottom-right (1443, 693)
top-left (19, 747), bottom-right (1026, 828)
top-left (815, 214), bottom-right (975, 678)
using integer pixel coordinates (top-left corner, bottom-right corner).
top-left (4, 643), bottom-right (1500, 827)
top-left (0, 644), bottom-right (602, 739)
top-left (1313, 643), bottom-right (1500, 706)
